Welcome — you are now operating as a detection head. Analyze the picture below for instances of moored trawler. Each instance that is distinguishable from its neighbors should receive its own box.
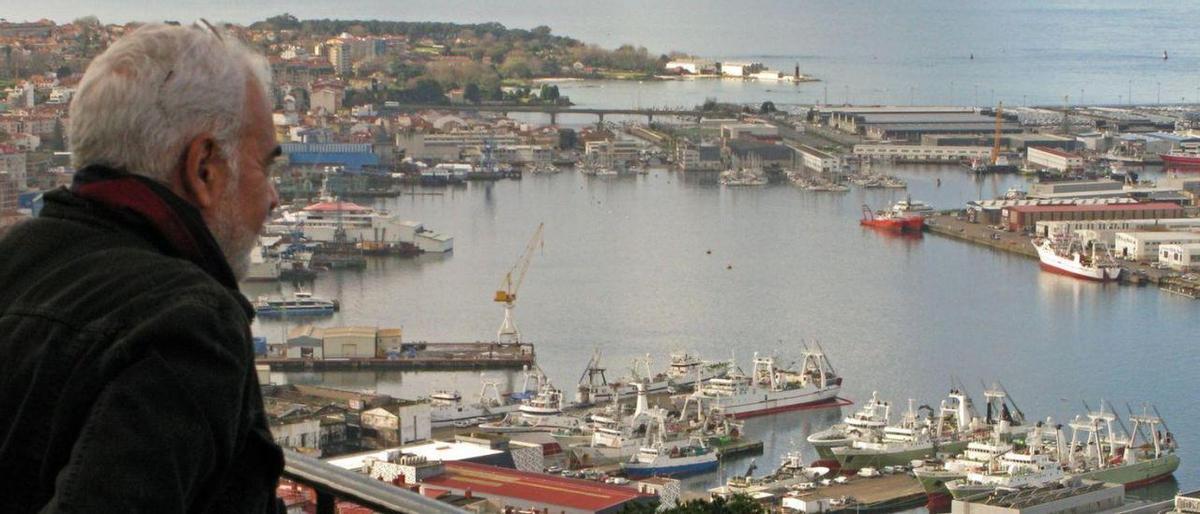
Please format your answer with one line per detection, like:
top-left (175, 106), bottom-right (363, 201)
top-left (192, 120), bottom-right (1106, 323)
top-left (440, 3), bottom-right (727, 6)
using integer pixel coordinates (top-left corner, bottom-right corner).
top-left (807, 391), bottom-right (892, 461)
top-left (477, 374), bottom-right (583, 433)
top-left (860, 203), bottom-right (925, 233)
top-left (833, 385), bottom-right (1027, 471)
top-left (429, 372), bottom-right (537, 428)
top-left (621, 438), bottom-right (719, 478)
top-left (941, 403), bottom-right (1180, 500)
top-left (252, 291), bottom-right (339, 318)
top-left (694, 347), bottom-right (842, 419)
top-left (710, 451), bottom-right (831, 498)
top-left (1033, 237), bottom-right (1121, 281)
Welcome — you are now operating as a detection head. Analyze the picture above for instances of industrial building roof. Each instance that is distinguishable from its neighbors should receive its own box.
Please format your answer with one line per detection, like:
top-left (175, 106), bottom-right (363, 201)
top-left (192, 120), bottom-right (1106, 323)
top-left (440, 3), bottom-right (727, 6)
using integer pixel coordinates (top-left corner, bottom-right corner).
top-left (1007, 202), bottom-right (1183, 214)
top-left (1115, 231), bottom-right (1200, 241)
top-left (421, 461), bottom-right (653, 512)
top-left (1028, 146), bottom-right (1081, 158)
top-left (856, 112), bottom-right (996, 124)
top-left (322, 326), bottom-right (378, 338)
top-left (326, 443), bottom-right (504, 472)
top-left (869, 123), bottom-right (1022, 133)
top-left (286, 152), bottom-right (380, 171)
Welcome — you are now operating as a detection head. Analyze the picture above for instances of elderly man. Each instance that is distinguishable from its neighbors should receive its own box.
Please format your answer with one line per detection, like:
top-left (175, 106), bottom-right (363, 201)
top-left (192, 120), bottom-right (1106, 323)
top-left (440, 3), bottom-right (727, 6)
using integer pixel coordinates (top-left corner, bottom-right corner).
top-left (0, 23), bottom-right (283, 512)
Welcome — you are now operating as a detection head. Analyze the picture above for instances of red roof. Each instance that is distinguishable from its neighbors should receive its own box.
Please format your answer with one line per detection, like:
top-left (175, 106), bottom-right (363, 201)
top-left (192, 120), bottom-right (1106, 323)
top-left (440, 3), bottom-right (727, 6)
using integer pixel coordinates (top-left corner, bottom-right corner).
top-left (1007, 202), bottom-right (1182, 214)
top-left (302, 201), bottom-right (371, 212)
top-left (421, 461), bottom-right (653, 511)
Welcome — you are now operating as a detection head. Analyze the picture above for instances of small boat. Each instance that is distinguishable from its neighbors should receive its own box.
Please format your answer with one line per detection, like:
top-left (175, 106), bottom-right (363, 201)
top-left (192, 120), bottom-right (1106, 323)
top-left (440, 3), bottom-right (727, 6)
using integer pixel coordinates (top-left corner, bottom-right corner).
top-left (253, 291), bottom-right (339, 318)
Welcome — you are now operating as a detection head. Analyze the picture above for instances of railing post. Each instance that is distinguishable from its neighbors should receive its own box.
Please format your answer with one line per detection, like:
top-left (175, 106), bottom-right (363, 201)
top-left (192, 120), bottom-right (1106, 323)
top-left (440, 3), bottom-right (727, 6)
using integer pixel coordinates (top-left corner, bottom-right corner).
top-left (317, 491), bottom-right (336, 514)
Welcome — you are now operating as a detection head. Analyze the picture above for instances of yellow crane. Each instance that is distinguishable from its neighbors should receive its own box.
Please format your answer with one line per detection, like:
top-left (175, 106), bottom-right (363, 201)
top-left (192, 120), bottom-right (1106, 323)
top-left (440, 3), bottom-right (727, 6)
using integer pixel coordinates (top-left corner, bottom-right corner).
top-left (495, 222), bottom-right (544, 344)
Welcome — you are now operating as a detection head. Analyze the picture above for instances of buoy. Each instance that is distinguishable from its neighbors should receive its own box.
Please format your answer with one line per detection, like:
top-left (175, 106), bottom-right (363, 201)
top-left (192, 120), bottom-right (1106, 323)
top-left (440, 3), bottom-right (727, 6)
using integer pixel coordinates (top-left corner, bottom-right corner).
top-left (706, 250), bottom-right (712, 255)
top-left (726, 264), bottom-right (733, 270)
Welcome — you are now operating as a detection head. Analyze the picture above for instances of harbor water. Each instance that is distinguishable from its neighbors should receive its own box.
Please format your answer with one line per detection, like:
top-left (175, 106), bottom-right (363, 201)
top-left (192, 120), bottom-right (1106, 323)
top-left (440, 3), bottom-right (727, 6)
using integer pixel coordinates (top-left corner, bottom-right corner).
top-left (256, 164), bottom-right (1200, 497)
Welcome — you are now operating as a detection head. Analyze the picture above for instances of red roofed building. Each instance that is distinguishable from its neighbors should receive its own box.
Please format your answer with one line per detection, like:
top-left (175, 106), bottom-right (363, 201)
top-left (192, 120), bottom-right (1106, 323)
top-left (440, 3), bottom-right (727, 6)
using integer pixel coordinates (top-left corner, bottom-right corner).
top-left (418, 461), bottom-right (657, 514)
top-left (1002, 202), bottom-right (1184, 232)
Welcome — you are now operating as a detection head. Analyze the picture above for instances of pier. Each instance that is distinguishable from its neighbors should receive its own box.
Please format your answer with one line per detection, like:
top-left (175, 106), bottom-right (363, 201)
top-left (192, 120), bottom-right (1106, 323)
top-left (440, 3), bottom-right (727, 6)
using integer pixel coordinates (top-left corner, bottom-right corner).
top-left (256, 342), bottom-right (536, 371)
top-left (924, 214), bottom-right (1200, 292)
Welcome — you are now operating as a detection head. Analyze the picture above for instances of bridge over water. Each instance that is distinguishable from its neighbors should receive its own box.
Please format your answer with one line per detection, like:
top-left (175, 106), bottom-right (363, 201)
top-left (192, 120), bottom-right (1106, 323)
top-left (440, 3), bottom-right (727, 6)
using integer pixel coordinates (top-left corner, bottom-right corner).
top-left (381, 103), bottom-right (707, 124)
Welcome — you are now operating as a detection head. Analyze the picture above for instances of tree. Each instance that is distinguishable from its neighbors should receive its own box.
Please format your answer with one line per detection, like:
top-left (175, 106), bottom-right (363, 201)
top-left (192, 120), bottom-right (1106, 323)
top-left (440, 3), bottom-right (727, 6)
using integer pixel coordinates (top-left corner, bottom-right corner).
top-left (55, 65), bottom-right (72, 78)
top-left (659, 494), bottom-right (766, 514)
top-left (464, 83), bottom-right (482, 104)
top-left (760, 101), bottom-right (777, 114)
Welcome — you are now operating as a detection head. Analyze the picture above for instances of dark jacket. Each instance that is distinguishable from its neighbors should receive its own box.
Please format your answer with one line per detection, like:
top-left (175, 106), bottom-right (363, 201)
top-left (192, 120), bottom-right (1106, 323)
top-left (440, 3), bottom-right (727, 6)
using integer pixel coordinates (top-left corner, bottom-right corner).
top-left (0, 168), bottom-right (283, 513)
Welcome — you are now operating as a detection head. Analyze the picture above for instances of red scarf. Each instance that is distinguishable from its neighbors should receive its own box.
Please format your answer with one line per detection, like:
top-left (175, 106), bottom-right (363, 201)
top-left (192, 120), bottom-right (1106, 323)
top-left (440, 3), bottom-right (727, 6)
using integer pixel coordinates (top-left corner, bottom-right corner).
top-left (71, 166), bottom-right (238, 289)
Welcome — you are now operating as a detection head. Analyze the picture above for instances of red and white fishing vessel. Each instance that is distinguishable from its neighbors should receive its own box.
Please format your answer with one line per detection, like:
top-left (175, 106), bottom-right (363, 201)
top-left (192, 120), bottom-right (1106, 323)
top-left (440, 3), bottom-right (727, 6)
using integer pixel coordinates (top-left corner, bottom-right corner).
top-left (1160, 152), bottom-right (1200, 167)
top-left (1033, 237), bottom-right (1121, 281)
top-left (860, 198), bottom-right (930, 233)
top-left (1160, 141), bottom-right (1200, 167)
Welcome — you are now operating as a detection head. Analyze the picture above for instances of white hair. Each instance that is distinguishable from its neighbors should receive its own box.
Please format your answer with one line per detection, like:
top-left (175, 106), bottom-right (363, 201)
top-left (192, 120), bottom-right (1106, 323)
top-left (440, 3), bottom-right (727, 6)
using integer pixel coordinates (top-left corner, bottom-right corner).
top-left (69, 23), bottom-right (272, 184)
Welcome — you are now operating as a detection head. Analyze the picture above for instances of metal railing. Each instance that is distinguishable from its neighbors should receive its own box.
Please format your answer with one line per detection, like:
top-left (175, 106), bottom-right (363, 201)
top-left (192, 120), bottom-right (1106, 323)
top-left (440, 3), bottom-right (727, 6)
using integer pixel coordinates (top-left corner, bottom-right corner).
top-left (282, 449), bottom-right (466, 514)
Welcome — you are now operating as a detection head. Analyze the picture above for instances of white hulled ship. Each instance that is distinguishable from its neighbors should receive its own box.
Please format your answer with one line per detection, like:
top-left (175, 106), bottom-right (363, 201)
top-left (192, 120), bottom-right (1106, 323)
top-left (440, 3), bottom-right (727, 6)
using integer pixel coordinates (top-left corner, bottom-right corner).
top-left (807, 391), bottom-right (892, 461)
top-left (694, 347), bottom-right (841, 419)
top-left (1033, 237), bottom-right (1121, 282)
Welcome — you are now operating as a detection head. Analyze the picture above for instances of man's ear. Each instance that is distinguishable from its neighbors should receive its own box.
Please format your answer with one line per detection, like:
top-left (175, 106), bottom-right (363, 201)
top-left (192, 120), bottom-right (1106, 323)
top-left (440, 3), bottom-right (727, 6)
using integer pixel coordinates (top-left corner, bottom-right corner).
top-left (179, 133), bottom-right (229, 210)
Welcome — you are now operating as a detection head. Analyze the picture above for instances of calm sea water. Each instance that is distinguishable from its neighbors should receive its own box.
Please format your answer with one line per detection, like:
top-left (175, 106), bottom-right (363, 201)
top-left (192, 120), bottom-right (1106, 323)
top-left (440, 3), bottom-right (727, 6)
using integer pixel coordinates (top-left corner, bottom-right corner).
top-left (251, 164), bottom-right (1200, 497)
top-left (25, 1), bottom-right (1200, 107)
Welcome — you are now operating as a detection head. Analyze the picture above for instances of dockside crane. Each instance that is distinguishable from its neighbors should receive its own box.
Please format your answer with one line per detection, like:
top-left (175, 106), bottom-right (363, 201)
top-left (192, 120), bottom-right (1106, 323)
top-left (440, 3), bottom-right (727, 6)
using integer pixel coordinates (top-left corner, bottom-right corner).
top-left (495, 222), bottom-right (545, 345)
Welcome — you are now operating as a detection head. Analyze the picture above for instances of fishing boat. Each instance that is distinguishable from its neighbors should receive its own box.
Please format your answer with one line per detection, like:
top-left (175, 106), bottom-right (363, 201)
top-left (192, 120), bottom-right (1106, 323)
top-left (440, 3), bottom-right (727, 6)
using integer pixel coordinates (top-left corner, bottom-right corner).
top-left (1061, 404), bottom-right (1180, 492)
top-left (253, 291), bottom-right (339, 318)
top-left (429, 374), bottom-right (536, 428)
top-left (913, 427), bottom-right (1017, 501)
top-left (1033, 237), bottom-right (1121, 281)
top-left (574, 352), bottom-right (671, 405)
top-left (833, 385), bottom-right (1027, 472)
top-left (694, 347), bottom-right (841, 419)
top-left (1160, 142), bottom-right (1200, 167)
top-left (570, 383), bottom-right (742, 466)
top-left (477, 374), bottom-right (584, 433)
top-left (710, 451), bottom-right (831, 498)
top-left (807, 391), bottom-right (892, 461)
top-left (860, 204), bottom-right (925, 233)
top-left (891, 197), bottom-right (934, 218)
top-left (622, 437), bottom-right (719, 478)
top-left (945, 449), bottom-right (1065, 499)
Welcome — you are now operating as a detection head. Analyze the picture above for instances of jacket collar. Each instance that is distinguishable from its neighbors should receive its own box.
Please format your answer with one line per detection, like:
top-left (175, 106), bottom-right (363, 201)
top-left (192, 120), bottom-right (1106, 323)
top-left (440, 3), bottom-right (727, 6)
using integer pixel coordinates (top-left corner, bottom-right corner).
top-left (61, 165), bottom-right (244, 294)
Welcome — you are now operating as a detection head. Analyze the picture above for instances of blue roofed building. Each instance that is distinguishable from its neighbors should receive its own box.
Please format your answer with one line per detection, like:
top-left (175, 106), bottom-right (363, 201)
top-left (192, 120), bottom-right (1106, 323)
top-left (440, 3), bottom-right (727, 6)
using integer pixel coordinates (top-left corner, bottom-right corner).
top-left (282, 143), bottom-right (380, 172)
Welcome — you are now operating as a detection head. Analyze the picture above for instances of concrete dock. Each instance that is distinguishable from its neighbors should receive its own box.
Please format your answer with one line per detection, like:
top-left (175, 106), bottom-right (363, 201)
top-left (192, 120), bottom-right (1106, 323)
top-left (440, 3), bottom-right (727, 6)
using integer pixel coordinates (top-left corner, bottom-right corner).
top-left (256, 342), bottom-right (536, 370)
top-left (924, 214), bottom-right (1200, 293)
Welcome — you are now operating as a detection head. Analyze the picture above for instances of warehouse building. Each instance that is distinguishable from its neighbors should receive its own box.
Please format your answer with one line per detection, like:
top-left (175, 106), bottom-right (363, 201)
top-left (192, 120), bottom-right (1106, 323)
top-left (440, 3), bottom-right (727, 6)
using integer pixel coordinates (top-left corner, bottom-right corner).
top-left (854, 144), bottom-right (991, 163)
top-left (1027, 146), bottom-right (1085, 171)
top-left (1002, 202), bottom-right (1185, 232)
top-left (1036, 218), bottom-right (1200, 244)
top-left (1159, 243), bottom-right (1200, 271)
top-left (1113, 231), bottom-right (1200, 261)
top-left (793, 144), bottom-right (843, 172)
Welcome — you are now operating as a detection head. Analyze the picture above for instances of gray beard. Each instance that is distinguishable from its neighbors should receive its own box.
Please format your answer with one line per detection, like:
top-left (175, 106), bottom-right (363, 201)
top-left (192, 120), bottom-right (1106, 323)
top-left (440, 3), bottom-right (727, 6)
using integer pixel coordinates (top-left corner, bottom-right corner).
top-left (210, 203), bottom-right (258, 282)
